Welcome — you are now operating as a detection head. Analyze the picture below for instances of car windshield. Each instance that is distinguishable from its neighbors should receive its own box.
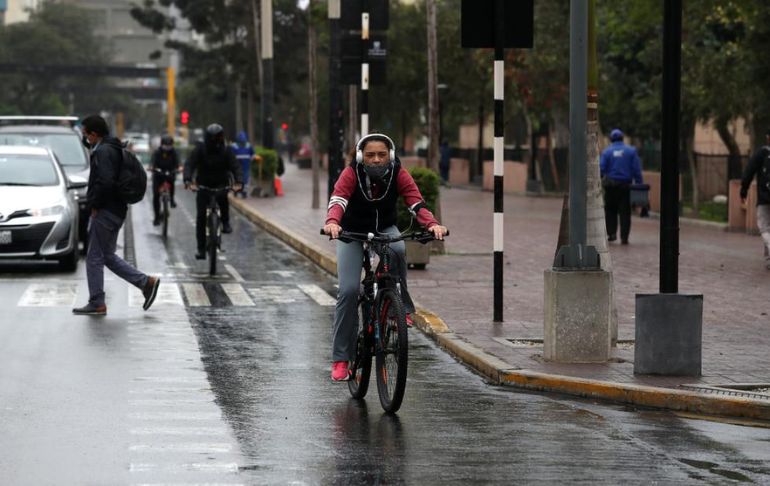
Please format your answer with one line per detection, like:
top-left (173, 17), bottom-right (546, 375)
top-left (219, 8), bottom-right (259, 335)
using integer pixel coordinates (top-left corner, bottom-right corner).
top-left (0, 133), bottom-right (88, 168)
top-left (0, 155), bottom-right (59, 186)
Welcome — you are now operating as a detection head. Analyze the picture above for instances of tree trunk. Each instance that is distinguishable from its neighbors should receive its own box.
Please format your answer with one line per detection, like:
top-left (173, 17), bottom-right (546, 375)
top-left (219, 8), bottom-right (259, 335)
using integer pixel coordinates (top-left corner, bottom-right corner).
top-left (475, 94), bottom-right (485, 183)
top-left (685, 130), bottom-right (699, 217)
top-left (234, 78), bottom-right (243, 134)
top-left (309, 0), bottom-right (320, 209)
top-left (347, 85), bottom-right (358, 156)
top-left (715, 116), bottom-right (743, 181)
top-left (425, 0), bottom-right (444, 253)
top-left (250, 0), bottom-right (264, 143)
top-left (247, 82), bottom-right (256, 145)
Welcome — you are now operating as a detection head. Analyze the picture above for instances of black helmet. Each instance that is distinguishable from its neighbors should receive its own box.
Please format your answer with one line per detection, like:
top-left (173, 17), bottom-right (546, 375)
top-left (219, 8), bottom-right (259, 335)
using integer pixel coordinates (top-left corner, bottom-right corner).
top-left (160, 134), bottom-right (174, 146)
top-left (204, 123), bottom-right (225, 151)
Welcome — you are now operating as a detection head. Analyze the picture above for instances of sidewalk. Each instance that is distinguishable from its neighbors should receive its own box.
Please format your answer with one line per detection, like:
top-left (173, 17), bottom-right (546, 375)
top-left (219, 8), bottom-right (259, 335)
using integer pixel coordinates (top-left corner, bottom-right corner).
top-left (232, 162), bottom-right (770, 421)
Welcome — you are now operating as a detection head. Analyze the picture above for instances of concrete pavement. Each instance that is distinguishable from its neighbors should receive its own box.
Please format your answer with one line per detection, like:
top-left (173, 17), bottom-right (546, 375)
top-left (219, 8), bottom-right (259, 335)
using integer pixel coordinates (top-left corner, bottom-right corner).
top-left (231, 161), bottom-right (770, 421)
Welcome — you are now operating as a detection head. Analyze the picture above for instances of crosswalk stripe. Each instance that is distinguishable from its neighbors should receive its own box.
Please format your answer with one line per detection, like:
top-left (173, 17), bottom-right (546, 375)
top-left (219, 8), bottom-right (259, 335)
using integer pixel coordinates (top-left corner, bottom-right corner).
top-left (182, 283), bottom-right (210, 307)
top-left (297, 284), bottom-right (336, 306)
top-left (18, 282), bottom-right (78, 306)
top-left (220, 283), bottom-right (254, 306)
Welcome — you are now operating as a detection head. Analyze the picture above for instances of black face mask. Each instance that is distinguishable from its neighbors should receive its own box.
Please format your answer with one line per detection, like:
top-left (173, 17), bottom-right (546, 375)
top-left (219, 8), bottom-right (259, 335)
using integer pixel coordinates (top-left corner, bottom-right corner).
top-left (364, 163), bottom-right (390, 182)
top-left (81, 134), bottom-right (92, 149)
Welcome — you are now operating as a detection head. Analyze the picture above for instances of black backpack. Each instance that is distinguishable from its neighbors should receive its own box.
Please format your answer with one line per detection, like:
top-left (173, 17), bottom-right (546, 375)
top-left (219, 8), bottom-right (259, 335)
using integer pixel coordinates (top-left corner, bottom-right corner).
top-left (115, 147), bottom-right (147, 204)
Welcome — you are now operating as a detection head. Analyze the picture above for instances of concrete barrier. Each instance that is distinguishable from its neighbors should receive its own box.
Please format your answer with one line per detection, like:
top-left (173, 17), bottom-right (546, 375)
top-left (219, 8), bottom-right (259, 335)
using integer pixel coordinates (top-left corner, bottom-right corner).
top-left (448, 158), bottom-right (470, 185)
top-left (482, 160), bottom-right (527, 193)
top-left (728, 179), bottom-right (759, 233)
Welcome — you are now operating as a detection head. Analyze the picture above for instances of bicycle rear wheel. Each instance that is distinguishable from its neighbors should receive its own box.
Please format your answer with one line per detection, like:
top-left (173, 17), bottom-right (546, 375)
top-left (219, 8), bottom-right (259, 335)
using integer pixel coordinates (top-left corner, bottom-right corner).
top-left (375, 288), bottom-right (408, 413)
top-left (348, 299), bottom-right (373, 399)
top-left (208, 210), bottom-right (218, 276)
top-left (161, 195), bottom-right (169, 240)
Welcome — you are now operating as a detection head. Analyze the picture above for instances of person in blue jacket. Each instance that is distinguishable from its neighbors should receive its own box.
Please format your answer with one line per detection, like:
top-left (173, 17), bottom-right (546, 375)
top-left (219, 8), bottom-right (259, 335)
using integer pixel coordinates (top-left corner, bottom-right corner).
top-left (600, 128), bottom-right (643, 244)
top-left (232, 131), bottom-right (255, 198)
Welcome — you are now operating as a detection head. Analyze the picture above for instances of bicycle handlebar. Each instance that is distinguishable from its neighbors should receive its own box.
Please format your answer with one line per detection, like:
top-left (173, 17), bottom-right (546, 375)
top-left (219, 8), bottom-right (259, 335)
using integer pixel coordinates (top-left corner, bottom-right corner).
top-left (319, 228), bottom-right (449, 244)
top-left (192, 185), bottom-right (232, 193)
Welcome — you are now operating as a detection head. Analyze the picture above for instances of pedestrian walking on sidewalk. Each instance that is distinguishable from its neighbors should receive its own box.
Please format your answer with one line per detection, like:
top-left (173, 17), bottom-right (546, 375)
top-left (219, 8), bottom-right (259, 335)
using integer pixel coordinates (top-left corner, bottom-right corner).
top-left (322, 133), bottom-right (448, 382)
top-left (231, 131), bottom-right (254, 198)
top-left (740, 129), bottom-right (770, 269)
top-left (73, 115), bottom-right (160, 315)
top-left (600, 128), bottom-right (643, 244)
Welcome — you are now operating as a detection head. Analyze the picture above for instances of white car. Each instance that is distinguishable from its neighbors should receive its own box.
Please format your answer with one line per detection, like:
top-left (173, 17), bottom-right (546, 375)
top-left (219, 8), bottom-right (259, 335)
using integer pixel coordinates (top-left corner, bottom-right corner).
top-left (0, 145), bottom-right (85, 271)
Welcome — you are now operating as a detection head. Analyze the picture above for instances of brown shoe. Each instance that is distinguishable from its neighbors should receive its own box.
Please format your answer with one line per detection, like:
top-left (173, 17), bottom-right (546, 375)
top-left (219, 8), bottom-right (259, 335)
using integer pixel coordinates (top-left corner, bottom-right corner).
top-left (142, 276), bottom-right (161, 311)
top-left (72, 303), bottom-right (107, 315)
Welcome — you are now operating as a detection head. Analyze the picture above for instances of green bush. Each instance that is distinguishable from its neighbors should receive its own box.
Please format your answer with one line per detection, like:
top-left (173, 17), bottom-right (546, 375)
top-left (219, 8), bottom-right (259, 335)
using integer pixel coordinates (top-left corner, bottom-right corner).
top-left (251, 146), bottom-right (279, 180)
top-left (397, 166), bottom-right (440, 230)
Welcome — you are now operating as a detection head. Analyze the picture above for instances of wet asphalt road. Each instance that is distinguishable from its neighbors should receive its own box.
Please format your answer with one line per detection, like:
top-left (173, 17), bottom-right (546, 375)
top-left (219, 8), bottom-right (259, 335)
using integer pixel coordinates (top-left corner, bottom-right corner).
top-left (1, 183), bottom-right (770, 484)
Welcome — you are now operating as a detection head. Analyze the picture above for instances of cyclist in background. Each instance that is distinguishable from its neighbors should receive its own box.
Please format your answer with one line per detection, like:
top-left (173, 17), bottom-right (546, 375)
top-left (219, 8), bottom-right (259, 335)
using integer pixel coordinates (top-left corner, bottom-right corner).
top-left (150, 134), bottom-right (181, 225)
top-left (183, 123), bottom-right (243, 260)
top-left (322, 133), bottom-right (447, 381)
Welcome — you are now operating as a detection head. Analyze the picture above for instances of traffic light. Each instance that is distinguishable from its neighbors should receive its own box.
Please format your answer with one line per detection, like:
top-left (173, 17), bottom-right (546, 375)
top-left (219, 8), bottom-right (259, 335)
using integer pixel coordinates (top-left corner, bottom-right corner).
top-left (180, 111), bottom-right (189, 125)
top-left (281, 122), bottom-right (288, 131)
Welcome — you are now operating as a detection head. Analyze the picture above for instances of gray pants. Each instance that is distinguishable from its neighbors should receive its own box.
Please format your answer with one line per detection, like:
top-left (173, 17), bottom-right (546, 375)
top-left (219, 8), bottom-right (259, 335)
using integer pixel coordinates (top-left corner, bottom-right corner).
top-left (86, 210), bottom-right (148, 306)
top-left (757, 204), bottom-right (770, 263)
top-left (332, 225), bottom-right (415, 362)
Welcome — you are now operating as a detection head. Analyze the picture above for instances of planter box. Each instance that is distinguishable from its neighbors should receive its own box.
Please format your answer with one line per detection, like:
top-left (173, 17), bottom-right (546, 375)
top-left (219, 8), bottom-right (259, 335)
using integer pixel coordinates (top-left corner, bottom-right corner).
top-left (405, 240), bottom-right (430, 270)
top-left (250, 177), bottom-right (275, 198)
top-left (449, 158), bottom-right (470, 185)
top-left (482, 160), bottom-right (527, 193)
top-left (728, 179), bottom-right (758, 233)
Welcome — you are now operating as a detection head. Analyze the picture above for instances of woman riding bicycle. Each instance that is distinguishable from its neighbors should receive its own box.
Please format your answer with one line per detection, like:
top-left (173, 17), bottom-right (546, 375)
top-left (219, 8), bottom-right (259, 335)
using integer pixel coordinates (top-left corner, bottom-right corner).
top-left (323, 133), bottom-right (447, 382)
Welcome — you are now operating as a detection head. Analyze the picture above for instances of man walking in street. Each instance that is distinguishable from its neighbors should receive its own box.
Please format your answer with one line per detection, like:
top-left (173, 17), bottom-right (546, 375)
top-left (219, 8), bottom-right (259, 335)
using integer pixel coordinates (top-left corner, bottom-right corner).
top-left (740, 129), bottom-right (770, 269)
top-left (600, 128), bottom-right (643, 244)
top-left (73, 115), bottom-right (160, 315)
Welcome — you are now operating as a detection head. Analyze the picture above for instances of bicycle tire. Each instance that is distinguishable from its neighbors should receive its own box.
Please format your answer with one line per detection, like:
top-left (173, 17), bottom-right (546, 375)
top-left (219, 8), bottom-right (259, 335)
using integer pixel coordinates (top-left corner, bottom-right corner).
top-left (161, 195), bottom-right (169, 240)
top-left (348, 299), bottom-right (373, 399)
top-left (375, 288), bottom-right (408, 413)
top-left (208, 210), bottom-right (218, 276)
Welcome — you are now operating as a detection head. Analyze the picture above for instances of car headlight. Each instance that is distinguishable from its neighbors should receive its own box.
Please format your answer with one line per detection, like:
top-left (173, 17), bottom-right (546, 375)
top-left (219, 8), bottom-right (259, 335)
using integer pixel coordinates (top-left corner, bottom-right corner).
top-left (28, 204), bottom-right (65, 217)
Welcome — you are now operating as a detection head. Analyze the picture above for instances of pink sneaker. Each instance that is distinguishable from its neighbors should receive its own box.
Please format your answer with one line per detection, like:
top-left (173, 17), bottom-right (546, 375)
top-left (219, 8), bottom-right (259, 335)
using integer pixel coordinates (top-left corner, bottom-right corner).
top-left (405, 313), bottom-right (414, 328)
top-left (331, 361), bottom-right (350, 381)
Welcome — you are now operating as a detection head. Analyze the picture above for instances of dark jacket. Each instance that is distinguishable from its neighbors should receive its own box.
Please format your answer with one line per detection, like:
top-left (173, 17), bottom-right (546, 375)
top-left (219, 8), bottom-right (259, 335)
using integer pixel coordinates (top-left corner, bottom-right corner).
top-left (340, 159), bottom-right (401, 233)
top-left (86, 136), bottom-right (128, 219)
top-left (183, 142), bottom-right (242, 188)
top-left (740, 145), bottom-right (770, 206)
top-left (150, 147), bottom-right (179, 173)
top-left (600, 141), bottom-right (643, 184)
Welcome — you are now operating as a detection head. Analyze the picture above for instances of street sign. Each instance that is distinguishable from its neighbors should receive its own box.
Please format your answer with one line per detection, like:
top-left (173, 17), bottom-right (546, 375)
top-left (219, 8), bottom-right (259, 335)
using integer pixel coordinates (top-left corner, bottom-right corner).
top-left (460, 0), bottom-right (534, 49)
top-left (340, 0), bottom-right (389, 30)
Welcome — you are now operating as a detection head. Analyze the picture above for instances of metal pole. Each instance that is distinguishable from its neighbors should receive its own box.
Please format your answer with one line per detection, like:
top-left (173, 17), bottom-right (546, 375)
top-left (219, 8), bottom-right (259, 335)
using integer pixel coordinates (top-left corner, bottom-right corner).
top-left (261, 0), bottom-right (275, 149)
top-left (493, 0), bottom-right (504, 322)
top-left (568, 0), bottom-right (587, 249)
top-left (360, 0), bottom-right (370, 136)
top-left (660, 0), bottom-right (681, 293)
top-left (165, 67), bottom-right (176, 137)
top-left (328, 0), bottom-right (344, 198)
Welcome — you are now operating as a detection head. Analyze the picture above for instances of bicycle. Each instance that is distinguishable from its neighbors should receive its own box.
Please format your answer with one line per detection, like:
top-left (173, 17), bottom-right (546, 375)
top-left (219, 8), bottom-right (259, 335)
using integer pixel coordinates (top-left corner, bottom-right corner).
top-left (151, 168), bottom-right (175, 240)
top-left (321, 228), bottom-right (448, 413)
top-left (196, 185), bottom-right (231, 276)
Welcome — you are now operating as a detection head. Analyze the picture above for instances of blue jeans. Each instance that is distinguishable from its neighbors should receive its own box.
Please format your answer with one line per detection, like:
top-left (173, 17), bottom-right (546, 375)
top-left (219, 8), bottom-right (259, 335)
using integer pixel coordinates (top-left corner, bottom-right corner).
top-left (86, 210), bottom-right (148, 306)
top-left (331, 225), bottom-right (415, 362)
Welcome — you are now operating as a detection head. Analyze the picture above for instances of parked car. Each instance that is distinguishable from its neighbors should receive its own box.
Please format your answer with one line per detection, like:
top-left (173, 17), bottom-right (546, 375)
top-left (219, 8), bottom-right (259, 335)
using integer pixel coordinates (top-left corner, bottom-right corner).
top-left (0, 145), bottom-right (85, 271)
top-left (0, 117), bottom-right (90, 249)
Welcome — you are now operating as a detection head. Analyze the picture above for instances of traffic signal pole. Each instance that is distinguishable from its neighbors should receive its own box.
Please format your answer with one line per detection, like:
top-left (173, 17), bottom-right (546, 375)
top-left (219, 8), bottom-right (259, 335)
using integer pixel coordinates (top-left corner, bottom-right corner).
top-left (166, 67), bottom-right (176, 137)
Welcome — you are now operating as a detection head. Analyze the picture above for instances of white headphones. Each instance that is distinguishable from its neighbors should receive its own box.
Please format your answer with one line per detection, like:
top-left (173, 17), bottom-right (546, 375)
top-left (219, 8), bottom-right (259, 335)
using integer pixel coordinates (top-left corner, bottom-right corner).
top-left (355, 133), bottom-right (396, 164)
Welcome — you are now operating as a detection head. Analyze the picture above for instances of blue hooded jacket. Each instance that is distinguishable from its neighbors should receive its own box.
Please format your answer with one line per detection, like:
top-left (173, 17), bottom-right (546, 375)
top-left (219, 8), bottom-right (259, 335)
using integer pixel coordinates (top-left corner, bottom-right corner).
top-left (600, 141), bottom-right (643, 184)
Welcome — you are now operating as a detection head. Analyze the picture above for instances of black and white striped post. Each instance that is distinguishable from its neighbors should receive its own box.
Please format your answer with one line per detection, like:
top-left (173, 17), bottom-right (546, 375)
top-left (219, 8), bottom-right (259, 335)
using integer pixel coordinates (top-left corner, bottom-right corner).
top-left (492, 0), bottom-right (505, 322)
top-left (360, 0), bottom-right (369, 136)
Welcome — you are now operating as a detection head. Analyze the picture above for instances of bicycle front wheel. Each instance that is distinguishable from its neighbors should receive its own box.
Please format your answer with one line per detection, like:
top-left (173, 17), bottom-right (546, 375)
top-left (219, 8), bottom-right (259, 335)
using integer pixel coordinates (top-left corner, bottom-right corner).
top-left (208, 210), bottom-right (218, 276)
top-left (348, 299), bottom-right (373, 399)
top-left (161, 195), bottom-right (169, 240)
top-left (375, 288), bottom-right (408, 413)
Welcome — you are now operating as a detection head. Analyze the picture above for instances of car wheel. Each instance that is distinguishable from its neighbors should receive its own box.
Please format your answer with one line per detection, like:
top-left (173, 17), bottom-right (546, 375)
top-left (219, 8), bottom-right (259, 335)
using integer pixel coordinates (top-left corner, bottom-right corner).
top-left (58, 249), bottom-right (78, 272)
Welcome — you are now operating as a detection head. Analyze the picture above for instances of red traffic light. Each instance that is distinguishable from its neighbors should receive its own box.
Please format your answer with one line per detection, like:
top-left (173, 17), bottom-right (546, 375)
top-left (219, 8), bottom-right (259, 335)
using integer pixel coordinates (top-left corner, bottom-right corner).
top-left (281, 122), bottom-right (288, 131)
top-left (180, 111), bottom-right (190, 125)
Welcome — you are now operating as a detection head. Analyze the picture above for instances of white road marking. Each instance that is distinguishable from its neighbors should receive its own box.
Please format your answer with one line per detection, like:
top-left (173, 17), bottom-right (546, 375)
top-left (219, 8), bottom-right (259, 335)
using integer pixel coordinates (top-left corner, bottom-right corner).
top-left (182, 283), bottom-right (210, 307)
top-left (130, 427), bottom-right (227, 436)
top-left (220, 283), bottom-right (254, 306)
top-left (18, 282), bottom-right (78, 307)
top-left (129, 462), bottom-right (239, 473)
top-left (129, 443), bottom-right (233, 453)
top-left (268, 270), bottom-right (295, 278)
top-left (128, 412), bottom-right (221, 421)
top-left (297, 284), bottom-right (336, 306)
top-left (128, 282), bottom-right (184, 307)
top-left (224, 263), bottom-right (245, 282)
top-left (218, 255), bottom-right (227, 261)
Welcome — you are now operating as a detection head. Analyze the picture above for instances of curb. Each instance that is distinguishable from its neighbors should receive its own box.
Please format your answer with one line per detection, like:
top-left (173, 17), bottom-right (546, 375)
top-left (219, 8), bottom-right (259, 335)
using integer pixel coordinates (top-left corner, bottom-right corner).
top-left (230, 197), bottom-right (770, 422)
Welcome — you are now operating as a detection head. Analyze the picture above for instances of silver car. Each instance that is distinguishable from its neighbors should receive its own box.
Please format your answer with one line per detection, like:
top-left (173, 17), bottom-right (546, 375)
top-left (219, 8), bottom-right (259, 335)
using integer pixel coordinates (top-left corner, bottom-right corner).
top-left (0, 145), bottom-right (85, 271)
